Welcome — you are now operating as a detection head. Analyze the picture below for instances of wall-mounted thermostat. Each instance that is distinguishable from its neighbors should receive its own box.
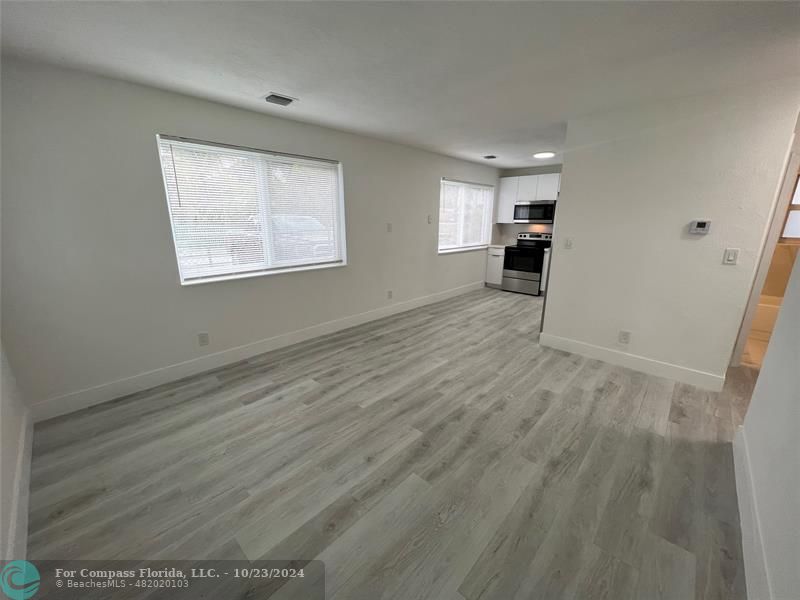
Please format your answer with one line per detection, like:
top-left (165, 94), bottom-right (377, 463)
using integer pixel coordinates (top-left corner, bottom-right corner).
top-left (689, 220), bottom-right (711, 234)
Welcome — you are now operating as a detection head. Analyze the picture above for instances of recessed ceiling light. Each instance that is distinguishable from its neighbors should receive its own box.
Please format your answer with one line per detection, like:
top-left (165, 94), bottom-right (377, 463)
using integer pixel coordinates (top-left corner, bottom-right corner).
top-left (265, 93), bottom-right (296, 106)
top-left (483, 155), bottom-right (497, 159)
top-left (533, 151), bottom-right (556, 159)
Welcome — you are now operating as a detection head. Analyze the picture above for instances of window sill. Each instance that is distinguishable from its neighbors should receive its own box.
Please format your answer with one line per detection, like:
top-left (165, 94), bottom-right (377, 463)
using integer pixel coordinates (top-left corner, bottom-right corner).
top-left (438, 245), bottom-right (489, 255)
top-left (180, 260), bottom-right (346, 286)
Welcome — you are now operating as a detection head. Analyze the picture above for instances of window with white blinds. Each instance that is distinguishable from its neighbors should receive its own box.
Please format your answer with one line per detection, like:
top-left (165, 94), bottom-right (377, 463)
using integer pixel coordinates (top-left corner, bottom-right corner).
top-left (438, 179), bottom-right (494, 252)
top-left (157, 136), bottom-right (346, 284)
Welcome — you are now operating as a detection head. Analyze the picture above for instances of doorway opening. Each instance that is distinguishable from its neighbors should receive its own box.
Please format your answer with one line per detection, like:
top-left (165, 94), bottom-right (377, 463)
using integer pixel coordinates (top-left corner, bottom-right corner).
top-left (733, 116), bottom-right (800, 370)
top-left (742, 186), bottom-right (799, 367)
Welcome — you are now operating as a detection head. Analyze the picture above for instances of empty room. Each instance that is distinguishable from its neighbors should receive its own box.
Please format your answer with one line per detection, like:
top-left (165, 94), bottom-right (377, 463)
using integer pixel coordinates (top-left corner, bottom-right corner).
top-left (1, 2), bottom-right (799, 599)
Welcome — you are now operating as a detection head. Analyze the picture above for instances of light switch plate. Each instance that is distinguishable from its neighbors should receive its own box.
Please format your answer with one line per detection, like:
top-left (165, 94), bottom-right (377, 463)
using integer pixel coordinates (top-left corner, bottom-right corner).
top-left (723, 248), bottom-right (739, 265)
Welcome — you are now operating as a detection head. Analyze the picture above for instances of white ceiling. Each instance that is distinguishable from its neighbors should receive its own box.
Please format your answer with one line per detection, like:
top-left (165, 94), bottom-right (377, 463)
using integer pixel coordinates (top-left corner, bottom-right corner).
top-left (2, 1), bottom-right (799, 168)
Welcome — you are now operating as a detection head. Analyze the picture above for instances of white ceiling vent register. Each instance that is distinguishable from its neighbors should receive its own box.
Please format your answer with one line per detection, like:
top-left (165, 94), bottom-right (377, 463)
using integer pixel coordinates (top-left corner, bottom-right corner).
top-left (265, 93), bottom-right (296, 106)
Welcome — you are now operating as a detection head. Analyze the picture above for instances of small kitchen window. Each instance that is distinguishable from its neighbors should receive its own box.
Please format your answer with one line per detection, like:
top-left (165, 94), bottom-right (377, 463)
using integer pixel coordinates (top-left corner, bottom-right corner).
top-left (437, 179), bottom-right (494, 253)
top-left (157, 135), bottom-right (346, 285)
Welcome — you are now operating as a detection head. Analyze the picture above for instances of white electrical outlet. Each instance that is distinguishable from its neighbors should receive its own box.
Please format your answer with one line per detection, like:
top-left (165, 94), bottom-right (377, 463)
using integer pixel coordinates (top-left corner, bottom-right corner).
top-left (387, 290), bottom-right (393, 300)
top-left (386, 222), bottom-right (393, 233)
top-left (618, 330), bottom-right (631, 344)
top-left (198, 332), bottom-right (210, 346)
top-left (564, 238), bottom-right (574, 250)
top-left (427, 215), bottom-right (432, 225)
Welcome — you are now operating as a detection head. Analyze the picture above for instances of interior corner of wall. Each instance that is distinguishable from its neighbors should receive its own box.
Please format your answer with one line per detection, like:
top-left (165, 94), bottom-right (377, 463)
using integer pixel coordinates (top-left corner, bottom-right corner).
top-left (733, 426), bottom-right (773, 600)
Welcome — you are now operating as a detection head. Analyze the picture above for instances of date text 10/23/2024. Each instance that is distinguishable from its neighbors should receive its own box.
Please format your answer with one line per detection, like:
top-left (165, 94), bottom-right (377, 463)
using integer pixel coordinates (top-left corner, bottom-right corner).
top-left (18, 560), bottom-right (324, 599)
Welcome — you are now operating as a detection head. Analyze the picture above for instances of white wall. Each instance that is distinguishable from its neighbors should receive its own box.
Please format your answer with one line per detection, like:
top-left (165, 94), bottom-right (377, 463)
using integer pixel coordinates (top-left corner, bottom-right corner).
top-left (0, 346), bottom-right (32, 559)
top-left (541, 78), bottom-right (800, 389)
top-left (0, 58), bottom-right (498, 419)
top-left (734, 255), bottom-right (800, 600)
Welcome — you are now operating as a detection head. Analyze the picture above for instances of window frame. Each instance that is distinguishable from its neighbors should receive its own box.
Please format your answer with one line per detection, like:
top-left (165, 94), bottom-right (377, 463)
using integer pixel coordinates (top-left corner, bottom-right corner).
top-left (779, 173), bottom-right (800, 245)
top-left (437, 178), bottom-right (495, 255)
top-left (156, 134), bottom-right (347, 285)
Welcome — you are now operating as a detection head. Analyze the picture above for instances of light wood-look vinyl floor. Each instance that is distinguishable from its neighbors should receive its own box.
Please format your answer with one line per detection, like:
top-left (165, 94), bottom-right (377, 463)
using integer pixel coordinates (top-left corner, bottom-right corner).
top-left (28, 288), bottom-right (756, 600)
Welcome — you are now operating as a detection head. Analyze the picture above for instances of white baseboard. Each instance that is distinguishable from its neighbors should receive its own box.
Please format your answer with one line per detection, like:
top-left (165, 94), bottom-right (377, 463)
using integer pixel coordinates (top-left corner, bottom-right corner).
top-left (733, 427), bottom-right (773, 600)
top-left (538, 332), bottom-right (725, 391)
top-left (5, 409), bottom-right (32, 560)
top-left (31, 282), bottom-right (485, 422)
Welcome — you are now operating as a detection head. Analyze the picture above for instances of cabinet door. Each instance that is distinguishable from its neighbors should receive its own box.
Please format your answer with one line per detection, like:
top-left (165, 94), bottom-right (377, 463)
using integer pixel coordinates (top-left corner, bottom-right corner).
top-left (536, 173), bottom-right (560, 201)
top-left (497, 177), bottom-right (518, 223)
top-left (485, 250), bottom-right (504, 285)
top-left (517, 176), bottom-right (539, 202)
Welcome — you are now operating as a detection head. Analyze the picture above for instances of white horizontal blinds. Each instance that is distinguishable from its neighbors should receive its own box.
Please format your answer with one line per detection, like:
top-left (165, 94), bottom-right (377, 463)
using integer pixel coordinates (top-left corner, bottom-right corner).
top-left (461, 184), bottom-right (492, 246)
top-left (158, 137), bottom-right (342, 282)
top-left (438, 181), bottom-right (461, 249)
top-left (266, 157), bottom-right (341, 268)
top-left (438, 180), bottom-right (493, 251)
top-left (160, 140), bottom-right (265, 280)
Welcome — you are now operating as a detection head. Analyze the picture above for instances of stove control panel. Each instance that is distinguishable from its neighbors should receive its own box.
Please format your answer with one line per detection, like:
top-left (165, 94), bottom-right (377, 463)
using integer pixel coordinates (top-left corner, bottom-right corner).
top-left (517, 232), bottom-right (552, 241)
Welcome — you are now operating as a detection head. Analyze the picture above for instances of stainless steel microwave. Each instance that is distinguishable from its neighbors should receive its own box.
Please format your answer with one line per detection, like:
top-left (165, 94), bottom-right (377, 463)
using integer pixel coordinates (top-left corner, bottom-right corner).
top-left (513, 200), bottom-right (556, 224)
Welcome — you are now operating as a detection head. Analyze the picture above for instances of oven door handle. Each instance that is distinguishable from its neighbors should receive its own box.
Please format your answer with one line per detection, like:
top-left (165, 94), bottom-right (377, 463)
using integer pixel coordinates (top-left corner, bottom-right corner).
top-left (541, 248), bottom-right (551, 293)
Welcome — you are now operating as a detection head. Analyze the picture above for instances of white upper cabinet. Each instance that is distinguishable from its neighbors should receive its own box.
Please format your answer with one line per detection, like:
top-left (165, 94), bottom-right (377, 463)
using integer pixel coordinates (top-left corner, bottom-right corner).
top-left (497, 177), bottom-right (518, 223)
top-left (496, 173), bottom-right (561, 223)
top-left (517, 175), bottom-right (539, 202)
top-left (536, 173), bottom-right (560, 201)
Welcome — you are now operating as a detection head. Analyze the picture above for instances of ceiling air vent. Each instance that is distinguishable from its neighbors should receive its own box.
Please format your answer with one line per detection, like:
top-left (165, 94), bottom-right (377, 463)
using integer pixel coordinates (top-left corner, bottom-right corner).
top-left (265, 93), bottom-right (296, 106)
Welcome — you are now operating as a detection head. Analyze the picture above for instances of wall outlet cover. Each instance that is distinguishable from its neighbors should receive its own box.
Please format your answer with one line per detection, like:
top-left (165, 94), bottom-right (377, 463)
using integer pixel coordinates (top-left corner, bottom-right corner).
top-left (618, 330), bottom-right (631, 344)
top-left (198, 332), bottom-right (210, 346)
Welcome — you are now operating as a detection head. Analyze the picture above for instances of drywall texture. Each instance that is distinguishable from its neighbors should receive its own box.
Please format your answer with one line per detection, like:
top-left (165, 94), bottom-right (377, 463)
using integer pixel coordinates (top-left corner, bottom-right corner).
top-left (735, 256), bottom-right (800, 600)
top-left (543, 78), bottom-right (800, 385)
top-left (1, 58), bottom-right (497, 416)
top-left (1, 345), bottom-right (31, 559)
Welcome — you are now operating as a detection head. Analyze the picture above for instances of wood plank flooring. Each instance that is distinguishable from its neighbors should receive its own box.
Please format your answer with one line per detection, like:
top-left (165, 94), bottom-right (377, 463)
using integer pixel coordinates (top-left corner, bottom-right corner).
top-left (28, 288), bottom-right (757, 599)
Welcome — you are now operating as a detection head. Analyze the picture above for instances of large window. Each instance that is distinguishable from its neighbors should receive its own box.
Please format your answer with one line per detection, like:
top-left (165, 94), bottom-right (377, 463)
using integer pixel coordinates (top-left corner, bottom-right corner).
top-left (437, 179), bottom-right (494, 253)
top-left (157, 135), bottom-right (346, 285)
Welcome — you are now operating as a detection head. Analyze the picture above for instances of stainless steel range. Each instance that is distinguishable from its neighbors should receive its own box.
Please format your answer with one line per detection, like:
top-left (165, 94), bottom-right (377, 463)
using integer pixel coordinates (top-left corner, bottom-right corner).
top-left (501, 232), bottom-right (552, 296)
